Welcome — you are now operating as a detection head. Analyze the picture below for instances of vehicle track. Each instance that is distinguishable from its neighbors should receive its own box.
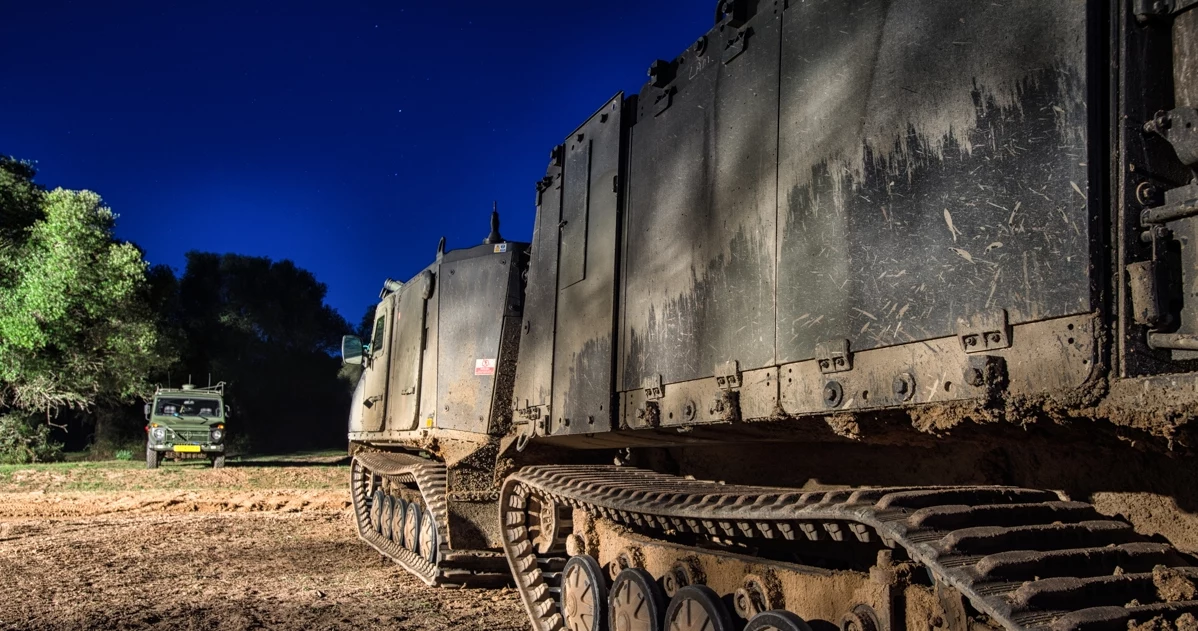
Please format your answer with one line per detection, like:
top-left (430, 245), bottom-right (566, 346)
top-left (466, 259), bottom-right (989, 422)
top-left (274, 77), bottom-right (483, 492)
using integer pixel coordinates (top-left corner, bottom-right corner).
top-left (350, 452), bottom-right (510, 587)
top-left (500, 466), bottom-right (1198, 631)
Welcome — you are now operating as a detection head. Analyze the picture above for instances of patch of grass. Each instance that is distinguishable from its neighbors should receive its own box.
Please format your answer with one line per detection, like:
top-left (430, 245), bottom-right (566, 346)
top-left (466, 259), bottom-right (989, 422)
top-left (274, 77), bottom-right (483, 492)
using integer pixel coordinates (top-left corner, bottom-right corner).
top-left (80, 437), bottom-right (148, 462)
top-left (0, 451), bottom-right (349, 494)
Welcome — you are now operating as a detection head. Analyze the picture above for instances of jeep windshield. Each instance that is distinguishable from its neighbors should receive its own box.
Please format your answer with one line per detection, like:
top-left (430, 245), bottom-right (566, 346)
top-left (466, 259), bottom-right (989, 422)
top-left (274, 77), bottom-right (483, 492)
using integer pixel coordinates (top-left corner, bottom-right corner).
top-left (155, 397), bottom-right (222, 418)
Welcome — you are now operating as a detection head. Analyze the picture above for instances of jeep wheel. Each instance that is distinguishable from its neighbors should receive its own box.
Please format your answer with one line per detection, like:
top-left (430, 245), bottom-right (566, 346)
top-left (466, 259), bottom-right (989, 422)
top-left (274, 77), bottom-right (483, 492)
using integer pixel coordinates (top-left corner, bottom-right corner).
top-left (146, 443), bottom-right (161, 469)
top-left (211, 454), bottom-right (225, 469)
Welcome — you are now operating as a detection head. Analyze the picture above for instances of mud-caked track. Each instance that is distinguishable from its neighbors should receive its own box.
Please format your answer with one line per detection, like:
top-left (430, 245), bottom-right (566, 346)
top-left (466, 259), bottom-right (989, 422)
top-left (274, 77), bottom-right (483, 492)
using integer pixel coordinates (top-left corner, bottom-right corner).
top-left (500, 466), bottom-right (1198, 631)
top-left (351, 452), bottom-right (510, 587)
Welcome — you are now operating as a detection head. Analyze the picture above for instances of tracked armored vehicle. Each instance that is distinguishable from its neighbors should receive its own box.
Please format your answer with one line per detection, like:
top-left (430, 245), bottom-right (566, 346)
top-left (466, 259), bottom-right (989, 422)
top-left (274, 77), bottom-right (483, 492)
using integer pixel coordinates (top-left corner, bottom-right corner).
top-left (342, 2), bottom-right (1198, 630)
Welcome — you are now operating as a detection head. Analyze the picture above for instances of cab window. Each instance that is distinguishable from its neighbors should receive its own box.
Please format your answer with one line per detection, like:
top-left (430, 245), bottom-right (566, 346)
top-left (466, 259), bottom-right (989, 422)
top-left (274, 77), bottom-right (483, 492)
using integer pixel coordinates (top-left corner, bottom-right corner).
top-left (155, 397), bottom-right (222, 417)
top-left (371, 316), bottom-right (386, 355)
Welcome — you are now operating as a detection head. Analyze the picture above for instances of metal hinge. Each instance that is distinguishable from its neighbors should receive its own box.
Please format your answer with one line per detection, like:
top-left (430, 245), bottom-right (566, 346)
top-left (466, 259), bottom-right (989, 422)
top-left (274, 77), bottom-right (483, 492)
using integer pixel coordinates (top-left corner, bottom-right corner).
top-left (957, 309), bottom-right (1011, 353)
top-left (648, 59), bottom-right (675, 88)
top-left (815, 339), bottom-right (852, 374)
top-left (1144, 108), bottom-right (1198, 169)
top-left (723, 27), bottom-right (751, 64)
top-left (643, 375), bottom-right (664, 401)
top-left (715, 361), bottom-right (741, 390)
top-left (653, 87), bottom-right (675, 117)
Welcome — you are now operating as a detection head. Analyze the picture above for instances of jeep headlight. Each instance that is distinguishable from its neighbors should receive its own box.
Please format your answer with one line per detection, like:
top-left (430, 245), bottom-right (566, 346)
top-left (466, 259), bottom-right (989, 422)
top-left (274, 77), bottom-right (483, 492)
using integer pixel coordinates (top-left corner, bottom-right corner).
top-left (210, 428), bottom-right (224, 443)
top-left (151, 427), bottom-right (166, 443)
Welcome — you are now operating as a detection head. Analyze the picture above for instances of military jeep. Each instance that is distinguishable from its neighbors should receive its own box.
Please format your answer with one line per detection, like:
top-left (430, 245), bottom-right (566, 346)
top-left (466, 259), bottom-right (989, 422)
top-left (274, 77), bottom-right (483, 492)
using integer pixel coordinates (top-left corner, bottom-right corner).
top-left (144, 383), bottom-right (228, 469)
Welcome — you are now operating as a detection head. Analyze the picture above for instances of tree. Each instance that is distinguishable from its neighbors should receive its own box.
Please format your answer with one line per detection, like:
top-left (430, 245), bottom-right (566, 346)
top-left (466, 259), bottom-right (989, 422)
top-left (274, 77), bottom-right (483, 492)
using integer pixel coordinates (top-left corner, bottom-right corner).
top-left (0, 188), bottom-right (166, 412)
top-left (0, 161), bottom-right (168, 462)
top-left (0, 157), bottom-right (44, 285)
top-left (356, 304), bottom-right (376, 340)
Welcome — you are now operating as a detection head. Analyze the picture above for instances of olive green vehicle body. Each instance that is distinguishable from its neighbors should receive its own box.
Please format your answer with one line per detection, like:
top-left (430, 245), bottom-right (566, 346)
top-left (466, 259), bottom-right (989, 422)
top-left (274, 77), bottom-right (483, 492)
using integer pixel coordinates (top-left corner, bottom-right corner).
top-left (145, 383), bottom-right (228, 468)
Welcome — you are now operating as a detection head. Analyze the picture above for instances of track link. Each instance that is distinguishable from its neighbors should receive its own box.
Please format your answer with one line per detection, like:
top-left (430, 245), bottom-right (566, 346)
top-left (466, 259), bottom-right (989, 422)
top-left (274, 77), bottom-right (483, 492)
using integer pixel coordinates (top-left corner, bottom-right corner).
top-left (350, 452), bottom-right (510, 587)
top-left (500, 465), bottom-right (1198, 631)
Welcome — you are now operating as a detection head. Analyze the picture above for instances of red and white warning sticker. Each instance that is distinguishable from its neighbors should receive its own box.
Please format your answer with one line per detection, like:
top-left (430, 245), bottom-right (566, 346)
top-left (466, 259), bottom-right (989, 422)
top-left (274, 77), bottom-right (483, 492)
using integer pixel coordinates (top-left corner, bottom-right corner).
top-left (474, 358), bottom-right (496, 376)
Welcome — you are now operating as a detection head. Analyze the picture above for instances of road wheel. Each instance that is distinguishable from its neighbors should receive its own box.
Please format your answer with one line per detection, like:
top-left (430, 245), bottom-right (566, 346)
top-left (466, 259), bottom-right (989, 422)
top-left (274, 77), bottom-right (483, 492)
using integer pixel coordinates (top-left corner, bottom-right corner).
top-left (664, 585), bottom-right (733, 631)
top-left (391, 498), bottom-right (408, 547)
top-left (609, 568), bottom-right (665, 631)
top-left (380, 495), bottom-right (396, 541)
top-left (403, 504), bottom-right (421, 553)
top-left (746, 611), bottom-right (813, 631)
top-left (561, 554), bottom-right (607, 631)
top-left (370, 489), bottom-right (385, 534)
top-left (419, 507), bottom-right (439, 564)
top-left (211, 454), bottom-right (225, 469)
top-left (145, 443), bottom-right (161, 469)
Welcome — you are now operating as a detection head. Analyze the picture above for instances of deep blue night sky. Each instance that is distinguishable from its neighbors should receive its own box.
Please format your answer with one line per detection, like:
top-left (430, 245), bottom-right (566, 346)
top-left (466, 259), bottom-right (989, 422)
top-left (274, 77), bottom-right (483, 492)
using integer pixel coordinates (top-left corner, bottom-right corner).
top-left (0, 1), bottom-right (710, 323)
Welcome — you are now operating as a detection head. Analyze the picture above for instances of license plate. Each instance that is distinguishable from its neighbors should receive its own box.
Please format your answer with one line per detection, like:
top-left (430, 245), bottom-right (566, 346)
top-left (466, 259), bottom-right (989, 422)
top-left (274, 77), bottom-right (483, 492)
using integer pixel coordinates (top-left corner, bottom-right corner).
top-left (173, 445), bottom-right (201, 453)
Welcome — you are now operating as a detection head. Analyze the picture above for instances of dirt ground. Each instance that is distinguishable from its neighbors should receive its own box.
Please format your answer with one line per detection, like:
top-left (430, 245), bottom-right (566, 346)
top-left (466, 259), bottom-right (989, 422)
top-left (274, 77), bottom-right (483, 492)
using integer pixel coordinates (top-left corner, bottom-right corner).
top-left (0, 455), bottom-right (527, 631)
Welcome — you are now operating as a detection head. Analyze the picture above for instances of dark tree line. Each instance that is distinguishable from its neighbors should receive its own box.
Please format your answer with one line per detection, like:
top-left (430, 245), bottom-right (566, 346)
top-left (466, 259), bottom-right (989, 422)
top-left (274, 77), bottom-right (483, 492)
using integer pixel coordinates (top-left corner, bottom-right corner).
top-left (144, 252), bottom-right (356, 453)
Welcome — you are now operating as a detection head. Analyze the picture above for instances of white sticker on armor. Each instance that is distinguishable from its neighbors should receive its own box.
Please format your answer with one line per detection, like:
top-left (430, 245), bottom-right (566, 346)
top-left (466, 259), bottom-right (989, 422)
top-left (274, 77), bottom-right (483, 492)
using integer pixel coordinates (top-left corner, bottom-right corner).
top-left (493, 243), bottom-right (508, 253)
top-left (475, 358), bottom-right (496, 376)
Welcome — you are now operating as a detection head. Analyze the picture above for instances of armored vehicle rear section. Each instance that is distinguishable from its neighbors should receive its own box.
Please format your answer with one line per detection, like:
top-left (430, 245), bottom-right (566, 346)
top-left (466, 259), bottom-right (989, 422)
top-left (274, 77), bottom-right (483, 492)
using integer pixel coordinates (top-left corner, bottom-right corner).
top-left (342, 215), bottom-right (528, 586)
top-left (499, 2), bottom-right (1198, 630)
top-left (341, 1), bottom-right (1198, 628)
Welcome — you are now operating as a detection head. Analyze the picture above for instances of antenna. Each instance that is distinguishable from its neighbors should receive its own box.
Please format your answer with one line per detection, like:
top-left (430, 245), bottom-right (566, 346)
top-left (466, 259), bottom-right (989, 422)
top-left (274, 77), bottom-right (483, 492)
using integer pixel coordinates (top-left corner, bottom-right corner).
top-left (208, 373), bottom-right (212, 388)
top-left (484, 201), bottom-right (503, 244)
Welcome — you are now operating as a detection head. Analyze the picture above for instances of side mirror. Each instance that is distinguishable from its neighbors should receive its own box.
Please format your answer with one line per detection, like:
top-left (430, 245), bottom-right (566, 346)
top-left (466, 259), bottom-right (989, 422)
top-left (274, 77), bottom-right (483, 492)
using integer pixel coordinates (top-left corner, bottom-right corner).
top-left (341, 335), bottom-right (364, 365)
top-left (224, 404), bottom-right (232, 418)
top-left (144, 402), bottom-right (151, 421)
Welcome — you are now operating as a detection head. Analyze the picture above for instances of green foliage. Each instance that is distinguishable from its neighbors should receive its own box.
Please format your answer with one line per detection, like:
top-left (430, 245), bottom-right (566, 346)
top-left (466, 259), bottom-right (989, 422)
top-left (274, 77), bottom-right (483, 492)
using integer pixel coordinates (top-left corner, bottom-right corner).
top-left (0, 156), bottom-right (173, 460)
top-left (0, 414), bottom-right (64, 464)
top-left (0, 156), bottom-right (44, 279)
top-left (0, 187), bottom-right (168, 414)
top-left (113, 449), bottom-right (133, 461)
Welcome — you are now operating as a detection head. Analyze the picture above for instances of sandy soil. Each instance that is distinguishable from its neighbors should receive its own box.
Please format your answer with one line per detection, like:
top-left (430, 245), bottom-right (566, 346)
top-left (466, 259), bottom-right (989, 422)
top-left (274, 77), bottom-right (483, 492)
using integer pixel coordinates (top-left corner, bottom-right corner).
top-left (0, 459), bottom-right (527, 631)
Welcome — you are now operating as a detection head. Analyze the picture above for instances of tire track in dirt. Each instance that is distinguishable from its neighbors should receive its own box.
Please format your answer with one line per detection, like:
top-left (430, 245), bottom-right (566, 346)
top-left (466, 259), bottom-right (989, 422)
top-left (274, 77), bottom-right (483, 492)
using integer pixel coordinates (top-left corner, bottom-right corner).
top-left (0, 461), bottom-right (526, 630)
